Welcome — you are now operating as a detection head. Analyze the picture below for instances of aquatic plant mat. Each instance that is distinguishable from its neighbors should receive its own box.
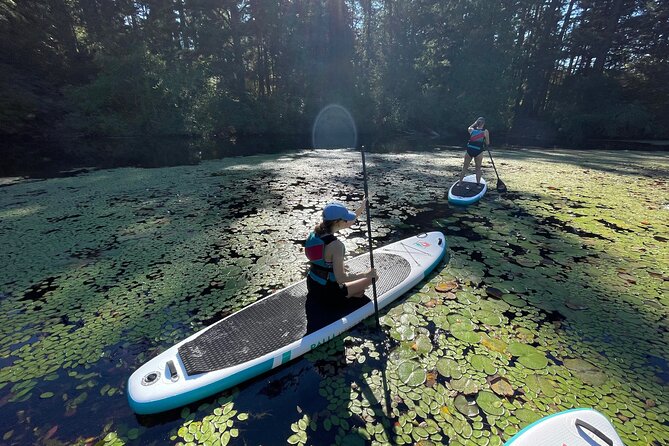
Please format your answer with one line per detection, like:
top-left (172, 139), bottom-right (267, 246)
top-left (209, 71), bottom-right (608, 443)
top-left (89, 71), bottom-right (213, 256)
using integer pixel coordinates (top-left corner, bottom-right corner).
top-left (0, 148), bottom-right (667, 445)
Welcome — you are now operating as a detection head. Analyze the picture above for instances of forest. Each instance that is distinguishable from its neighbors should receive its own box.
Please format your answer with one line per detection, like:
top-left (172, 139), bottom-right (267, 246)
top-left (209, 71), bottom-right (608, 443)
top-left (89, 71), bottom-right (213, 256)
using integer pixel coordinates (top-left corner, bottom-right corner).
top-left (1, 0), bottom-right (668, 146)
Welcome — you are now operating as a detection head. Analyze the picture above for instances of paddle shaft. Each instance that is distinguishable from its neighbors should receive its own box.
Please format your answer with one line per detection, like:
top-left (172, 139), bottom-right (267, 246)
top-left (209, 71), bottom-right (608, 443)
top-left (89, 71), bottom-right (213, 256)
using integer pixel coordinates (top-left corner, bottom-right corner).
top-left (360, 146), bottom-right (381, 330)
top-left (361, 146), bottom-right (392, 417)
top-left (486, 147), bottom-right (501, 181)
top-left (486, 147), bottom-right (507, 191)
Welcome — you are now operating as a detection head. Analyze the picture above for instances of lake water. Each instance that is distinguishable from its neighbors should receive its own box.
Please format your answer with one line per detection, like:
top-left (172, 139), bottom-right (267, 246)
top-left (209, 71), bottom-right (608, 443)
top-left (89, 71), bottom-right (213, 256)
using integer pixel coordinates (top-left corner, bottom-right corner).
top-left (0, 146), bottom-right (668, 445)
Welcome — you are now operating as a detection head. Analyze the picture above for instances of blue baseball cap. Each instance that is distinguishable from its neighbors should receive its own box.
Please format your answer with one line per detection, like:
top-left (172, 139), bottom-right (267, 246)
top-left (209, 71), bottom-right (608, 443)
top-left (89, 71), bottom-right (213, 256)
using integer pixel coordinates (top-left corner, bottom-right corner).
top-left (323, 202), bottom-right (357, 221)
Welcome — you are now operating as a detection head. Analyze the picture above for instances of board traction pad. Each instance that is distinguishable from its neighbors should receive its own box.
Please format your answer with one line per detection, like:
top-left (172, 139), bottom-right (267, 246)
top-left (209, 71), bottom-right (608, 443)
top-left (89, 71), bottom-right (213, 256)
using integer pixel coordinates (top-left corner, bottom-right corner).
top-left (179, 253), bottom-right (411, 376)
top-left (451, 180), bottom-right (485, 198)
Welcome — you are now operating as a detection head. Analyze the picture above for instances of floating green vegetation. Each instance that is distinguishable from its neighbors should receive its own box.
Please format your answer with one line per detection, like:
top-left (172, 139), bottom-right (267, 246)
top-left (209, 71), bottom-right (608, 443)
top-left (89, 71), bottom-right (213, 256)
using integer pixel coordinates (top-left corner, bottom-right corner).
top-left (169, 396), bottom-right (249, 446)
top-left (0, 148), bottom-right (668, 444)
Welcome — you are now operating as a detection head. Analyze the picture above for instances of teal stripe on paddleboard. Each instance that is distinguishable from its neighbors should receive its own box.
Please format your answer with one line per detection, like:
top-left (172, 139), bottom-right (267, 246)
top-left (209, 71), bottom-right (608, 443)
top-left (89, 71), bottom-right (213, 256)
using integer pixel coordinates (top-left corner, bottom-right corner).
top-left (281, 351), bottom-right (291, 365)
top-left (129, 358), bottom-right (275, 414)
top-left (423, 239), bottom-right (447, 279)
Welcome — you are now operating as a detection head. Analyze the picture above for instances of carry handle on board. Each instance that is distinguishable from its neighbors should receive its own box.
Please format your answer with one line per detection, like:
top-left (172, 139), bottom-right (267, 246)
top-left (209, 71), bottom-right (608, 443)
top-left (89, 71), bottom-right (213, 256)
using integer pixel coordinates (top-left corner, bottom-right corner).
top-left (574, 418), bottom-right (613, 446)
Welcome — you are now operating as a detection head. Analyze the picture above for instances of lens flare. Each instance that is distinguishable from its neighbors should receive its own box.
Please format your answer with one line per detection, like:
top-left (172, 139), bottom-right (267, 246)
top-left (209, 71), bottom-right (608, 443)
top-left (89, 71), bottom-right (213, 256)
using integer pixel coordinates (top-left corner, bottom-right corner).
top-left (312, 104), bottom-right (357, 149)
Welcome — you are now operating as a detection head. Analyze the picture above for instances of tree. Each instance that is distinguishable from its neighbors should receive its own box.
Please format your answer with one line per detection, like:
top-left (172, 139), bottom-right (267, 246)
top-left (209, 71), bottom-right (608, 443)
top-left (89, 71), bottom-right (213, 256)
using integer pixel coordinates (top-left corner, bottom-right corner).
top-left (1, 0), bottom-right (667, 144)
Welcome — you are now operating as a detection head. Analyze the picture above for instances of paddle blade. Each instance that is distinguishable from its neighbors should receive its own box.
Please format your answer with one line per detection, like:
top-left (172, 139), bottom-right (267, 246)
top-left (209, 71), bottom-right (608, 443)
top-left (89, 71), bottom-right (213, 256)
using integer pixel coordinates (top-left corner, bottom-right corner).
top-left (496, 179), bottom-right (507, 192)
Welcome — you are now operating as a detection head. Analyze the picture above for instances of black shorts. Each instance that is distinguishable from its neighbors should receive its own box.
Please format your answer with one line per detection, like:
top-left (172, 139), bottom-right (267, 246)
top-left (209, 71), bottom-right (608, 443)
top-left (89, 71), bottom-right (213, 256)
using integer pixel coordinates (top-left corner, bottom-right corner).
top-left (305, 277), bottom-right (369, 334)
top-left (466, 146), bottom-right (484, 158)
top-left (307, 276), bottom-right (348, 299)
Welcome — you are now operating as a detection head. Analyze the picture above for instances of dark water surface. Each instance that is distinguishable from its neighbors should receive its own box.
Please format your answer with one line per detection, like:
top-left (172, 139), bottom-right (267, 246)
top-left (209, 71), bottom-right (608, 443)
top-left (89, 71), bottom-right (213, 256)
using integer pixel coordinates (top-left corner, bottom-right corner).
top-left (3, 134), bottom-right (666, 180)
top-left (1, 134), bottom-right (467, 179)
top-left (1, 136), bottom-right (306, 179)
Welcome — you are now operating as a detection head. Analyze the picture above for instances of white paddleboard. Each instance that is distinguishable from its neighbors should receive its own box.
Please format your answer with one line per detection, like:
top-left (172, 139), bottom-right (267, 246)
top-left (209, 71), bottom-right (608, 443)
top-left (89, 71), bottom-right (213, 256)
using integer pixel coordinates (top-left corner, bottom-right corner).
top-left (448, 174), bottom-right (487, 205)
top-left (505, 408), bottom-right (625, 446)
top-left (128, 232), bottom-right (446, 414)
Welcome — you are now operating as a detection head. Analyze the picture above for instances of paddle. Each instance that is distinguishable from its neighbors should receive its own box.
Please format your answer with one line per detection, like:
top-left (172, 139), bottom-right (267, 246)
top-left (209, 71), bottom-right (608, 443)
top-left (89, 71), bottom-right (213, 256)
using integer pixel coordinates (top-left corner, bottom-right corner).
top-left (360, 145), bottom-right (380, 329)
top-left (313, 108), bottom-right (392, 418)
top-left (486, 147), bottom-right (508, 192)
top-left (361, 144), bottom-right (394, 418)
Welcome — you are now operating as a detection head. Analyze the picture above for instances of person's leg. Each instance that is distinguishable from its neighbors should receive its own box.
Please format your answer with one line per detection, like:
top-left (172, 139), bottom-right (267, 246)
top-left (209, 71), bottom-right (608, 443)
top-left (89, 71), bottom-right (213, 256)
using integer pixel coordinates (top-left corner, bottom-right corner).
top-left (345, 277), bottom-right (373, 298)
top-left (474, 153), bottom-right (483, 184)
top-left (460, 153), bottom-right (472, 181)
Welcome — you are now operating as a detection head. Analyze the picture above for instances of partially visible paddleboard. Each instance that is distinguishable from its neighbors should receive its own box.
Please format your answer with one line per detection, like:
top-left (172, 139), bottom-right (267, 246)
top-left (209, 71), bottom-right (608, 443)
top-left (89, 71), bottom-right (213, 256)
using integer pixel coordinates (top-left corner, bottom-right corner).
top-left (448, 174), bottom-right (487, 205)
top-left (505, 408), bottom-right (625, 446)
top-left (128, 232), bottom-right (447, 414)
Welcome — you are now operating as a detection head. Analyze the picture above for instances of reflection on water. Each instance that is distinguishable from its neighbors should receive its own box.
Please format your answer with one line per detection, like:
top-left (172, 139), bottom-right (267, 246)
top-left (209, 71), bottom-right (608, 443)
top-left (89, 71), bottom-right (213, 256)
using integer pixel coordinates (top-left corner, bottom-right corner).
top-left (2, 134), bottom-right (468, 179)
top-left (1, 135), bottom-right (309, 179)
top-left (4, 132), bottom-right (666, 180)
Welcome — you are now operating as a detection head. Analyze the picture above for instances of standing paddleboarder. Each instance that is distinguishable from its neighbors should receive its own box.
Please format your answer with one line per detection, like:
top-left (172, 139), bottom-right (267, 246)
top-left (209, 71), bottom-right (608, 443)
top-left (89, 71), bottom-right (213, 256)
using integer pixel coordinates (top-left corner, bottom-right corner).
top-left (459, 117), bottom-right (490, 184)
top-left (304, 201), bottom-right (377, 301)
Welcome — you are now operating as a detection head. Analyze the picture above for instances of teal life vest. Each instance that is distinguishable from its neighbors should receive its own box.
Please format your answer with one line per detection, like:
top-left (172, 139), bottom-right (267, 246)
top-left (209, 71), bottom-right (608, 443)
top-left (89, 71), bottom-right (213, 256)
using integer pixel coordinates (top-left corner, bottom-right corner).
top-left (304, 232), bottom-right (337, 285)
top-left (467, 128), bottom-right (486, 151)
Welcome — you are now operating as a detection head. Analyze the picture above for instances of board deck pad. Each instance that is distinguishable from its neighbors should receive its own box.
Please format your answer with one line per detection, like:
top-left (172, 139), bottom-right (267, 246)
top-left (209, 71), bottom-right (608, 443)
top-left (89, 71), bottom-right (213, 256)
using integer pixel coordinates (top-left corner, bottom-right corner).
top-left (179, 253), bottom-right (411, 375)
top-left (450, 180), bottom-right (485, 198)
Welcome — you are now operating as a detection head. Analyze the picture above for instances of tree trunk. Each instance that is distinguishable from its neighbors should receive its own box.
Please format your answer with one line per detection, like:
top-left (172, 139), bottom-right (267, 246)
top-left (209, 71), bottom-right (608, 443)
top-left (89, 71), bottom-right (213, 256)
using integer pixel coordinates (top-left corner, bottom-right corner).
top-left (175, 0), bottom-right (189, 50)
top-left (229, 3), bottom-right (246, 99)
top-left (592, 0), bottom-right (625, 73)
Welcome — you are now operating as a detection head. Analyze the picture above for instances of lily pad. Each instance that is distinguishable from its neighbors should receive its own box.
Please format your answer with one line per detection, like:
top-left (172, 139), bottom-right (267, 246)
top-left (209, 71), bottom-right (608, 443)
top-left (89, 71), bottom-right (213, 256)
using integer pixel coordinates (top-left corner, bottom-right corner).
top-left (452, 329), bottom-right (482, 344)
top-left (565, 300), bottom-right (589, 310)
top-left (412, 334), bottom-right (433, 355)
top-left (507, 342), bottom-right (536, 357)
top-left (515, 407), bottom-right (542, 425)
top-left (436, 358), bottom-right (463, 379)
top-left (470, 354), bottom-right (497, 375)
top-left (564, 358), bottom-right (608, 386)
top-left (397, 360), bottom-right (427, 387)
top-left (476, 391), bottom-right (505, 416)
top-left (477, 310), bottom-right (504, 326)
top-left (391, 324), bottom-right (415, 341)
top-left (454, 394), bottom-right (479, 417)
top-left (501, 293), bottom-right (527, 308)
top-left (563, 358), bottom-right (596, 372)
top-left (517, 351), bottom-right (549, 370)
top-left (525, 374), bottom-right (557, 398)
top-left (508, 343), bottom-right (549, 370)
top-left (490, 376), bottom-right (514, 397)
top-left (449, 317), bottom-right (481, 343)
top-left (436, 281), bottom-right (458, 292)
top-left (481, 337), bottom-right (507, 354)
top-left (450, 377), bottom-right (480, 395)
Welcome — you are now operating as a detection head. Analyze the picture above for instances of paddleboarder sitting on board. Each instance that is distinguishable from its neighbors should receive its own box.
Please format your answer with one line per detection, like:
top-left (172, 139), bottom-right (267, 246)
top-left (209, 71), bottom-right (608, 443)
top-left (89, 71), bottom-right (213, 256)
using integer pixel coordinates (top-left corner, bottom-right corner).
top-left (459, 117), bottom-right (490, 185)
top-left (305, 201), bottom-right (377, 301)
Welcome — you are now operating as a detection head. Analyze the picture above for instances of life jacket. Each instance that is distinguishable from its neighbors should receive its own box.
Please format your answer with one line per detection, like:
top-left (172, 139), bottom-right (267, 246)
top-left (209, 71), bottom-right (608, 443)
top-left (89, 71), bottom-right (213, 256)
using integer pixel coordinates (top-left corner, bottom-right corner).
top-left (467, 128), bottom-right (486, 151)
top-left (304, 232), bottom-right (337, 285)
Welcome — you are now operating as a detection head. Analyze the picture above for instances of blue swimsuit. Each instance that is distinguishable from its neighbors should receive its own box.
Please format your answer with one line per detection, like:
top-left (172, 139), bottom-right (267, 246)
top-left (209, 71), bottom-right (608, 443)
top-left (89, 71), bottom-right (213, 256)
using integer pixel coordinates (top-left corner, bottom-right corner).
top-left (467, 128), bottom-right (486, 157)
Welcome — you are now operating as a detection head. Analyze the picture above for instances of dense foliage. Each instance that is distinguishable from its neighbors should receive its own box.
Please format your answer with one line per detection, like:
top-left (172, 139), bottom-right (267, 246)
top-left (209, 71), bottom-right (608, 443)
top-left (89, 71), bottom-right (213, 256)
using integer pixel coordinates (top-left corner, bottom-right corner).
top-left (1, 0), bottom-right (667, 144)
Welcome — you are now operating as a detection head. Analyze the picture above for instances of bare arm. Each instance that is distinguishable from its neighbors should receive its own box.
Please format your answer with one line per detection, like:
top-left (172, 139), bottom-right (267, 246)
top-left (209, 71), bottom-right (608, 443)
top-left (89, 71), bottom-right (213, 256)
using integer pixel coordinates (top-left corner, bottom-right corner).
top-left (354, 198), bottom-right (367, 218)
top-left (330, 241), bottom-right (371, 283)
top-left (484, 129), bottom-right (491, 146)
